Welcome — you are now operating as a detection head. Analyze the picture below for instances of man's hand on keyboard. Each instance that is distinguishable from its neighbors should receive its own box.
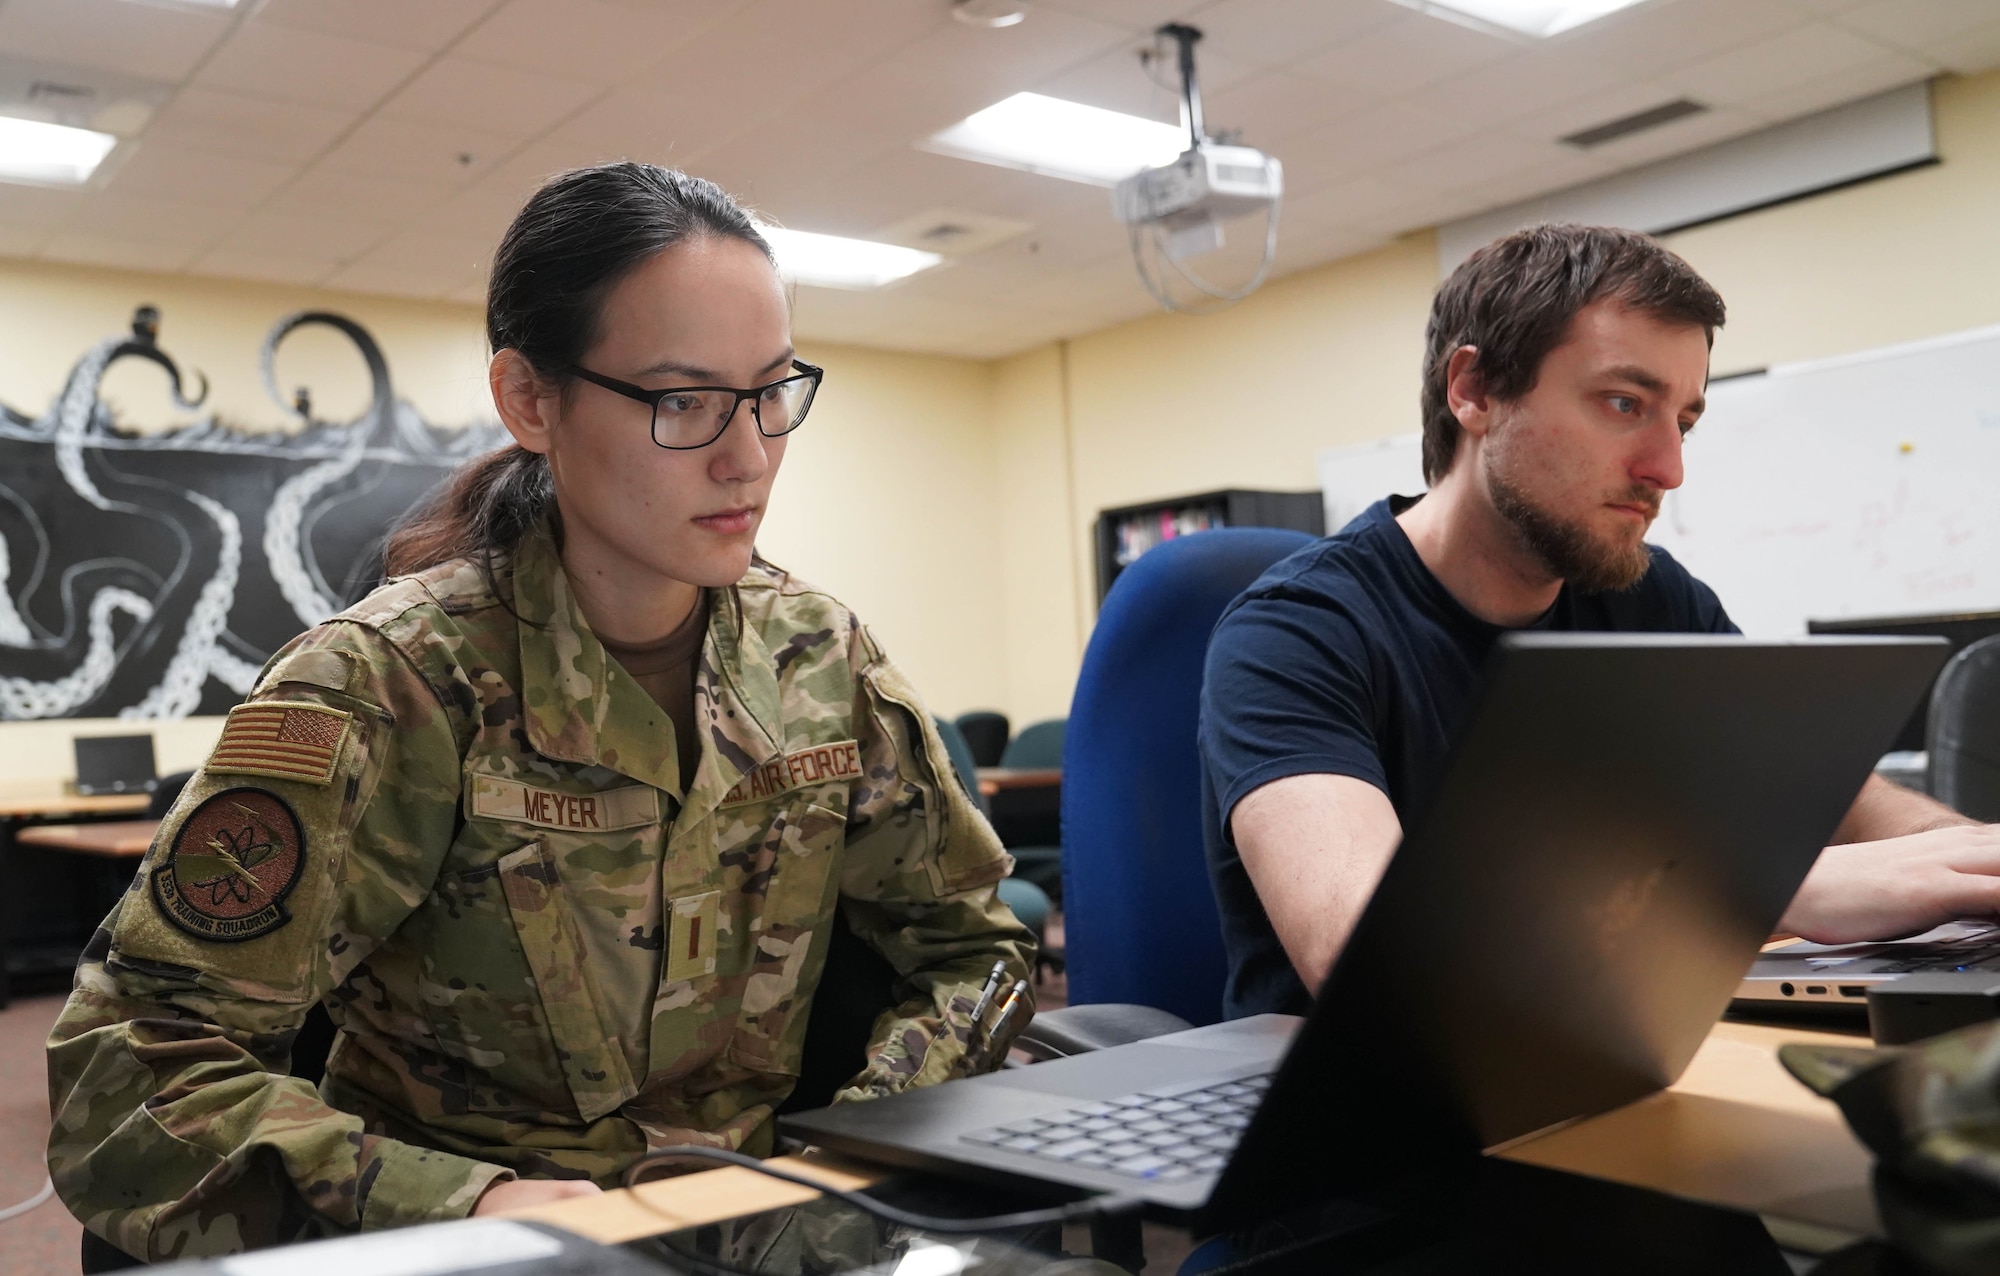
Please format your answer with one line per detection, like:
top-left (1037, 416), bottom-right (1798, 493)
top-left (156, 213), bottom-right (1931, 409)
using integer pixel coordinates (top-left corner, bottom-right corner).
top-left (1780, 824), bottom-right (2000, 945)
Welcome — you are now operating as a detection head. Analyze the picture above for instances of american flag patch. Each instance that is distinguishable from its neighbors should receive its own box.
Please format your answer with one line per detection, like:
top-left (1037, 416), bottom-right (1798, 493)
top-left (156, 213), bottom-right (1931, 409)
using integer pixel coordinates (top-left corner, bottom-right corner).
top-left (208, 702), bottom-right (352, 786)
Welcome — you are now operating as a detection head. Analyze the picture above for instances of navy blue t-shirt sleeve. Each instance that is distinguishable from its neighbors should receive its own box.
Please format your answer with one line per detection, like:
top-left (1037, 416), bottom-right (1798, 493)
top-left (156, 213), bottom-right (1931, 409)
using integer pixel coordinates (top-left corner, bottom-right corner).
top-left (1199, 586), bottom-right (1387, 847)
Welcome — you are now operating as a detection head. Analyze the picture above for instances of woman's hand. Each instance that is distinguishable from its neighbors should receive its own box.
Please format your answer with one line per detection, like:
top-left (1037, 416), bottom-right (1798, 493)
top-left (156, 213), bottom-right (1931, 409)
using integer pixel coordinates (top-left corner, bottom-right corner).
top-left (472, 1177), bottom-right (605, 1215)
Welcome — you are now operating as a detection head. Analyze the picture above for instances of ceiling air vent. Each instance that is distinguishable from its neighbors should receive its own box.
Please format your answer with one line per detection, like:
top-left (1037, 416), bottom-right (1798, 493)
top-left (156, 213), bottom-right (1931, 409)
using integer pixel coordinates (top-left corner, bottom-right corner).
top-left (1562, 99), bottom-right (1707, 149)
top-left (873, 208), bottom-right (1031, 258)
top-left (27, 80), bottom-right (95, 104)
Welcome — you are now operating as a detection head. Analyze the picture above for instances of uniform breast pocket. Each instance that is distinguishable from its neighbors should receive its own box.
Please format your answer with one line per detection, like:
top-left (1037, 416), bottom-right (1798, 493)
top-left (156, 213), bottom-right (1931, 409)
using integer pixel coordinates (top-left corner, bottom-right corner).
top-left (726, 785), bottom-right (848, 1075)
top-left (494, 839), bottom-right (639, 1121)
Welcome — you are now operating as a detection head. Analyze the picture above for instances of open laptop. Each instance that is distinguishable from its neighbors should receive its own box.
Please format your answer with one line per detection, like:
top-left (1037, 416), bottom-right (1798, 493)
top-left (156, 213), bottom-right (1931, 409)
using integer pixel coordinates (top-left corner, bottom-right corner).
top-left (73, 733), bottom-right (158, 796)
top-left (783, 634), bottom-right (1946, 1234)
top-left (1738, 920), bottom-right (2000, 1012)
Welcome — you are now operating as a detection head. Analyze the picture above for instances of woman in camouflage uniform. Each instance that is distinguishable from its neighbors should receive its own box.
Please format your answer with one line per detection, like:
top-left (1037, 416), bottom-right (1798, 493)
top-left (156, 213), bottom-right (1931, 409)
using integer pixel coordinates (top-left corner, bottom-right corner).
top-left (46, 163), bottom-right (1036, 1261)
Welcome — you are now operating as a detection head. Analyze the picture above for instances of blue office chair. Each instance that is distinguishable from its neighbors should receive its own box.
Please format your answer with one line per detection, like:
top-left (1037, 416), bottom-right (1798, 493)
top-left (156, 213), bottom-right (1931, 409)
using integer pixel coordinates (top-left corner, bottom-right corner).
top-left (1061, 527), bottom-right (1318, 1028)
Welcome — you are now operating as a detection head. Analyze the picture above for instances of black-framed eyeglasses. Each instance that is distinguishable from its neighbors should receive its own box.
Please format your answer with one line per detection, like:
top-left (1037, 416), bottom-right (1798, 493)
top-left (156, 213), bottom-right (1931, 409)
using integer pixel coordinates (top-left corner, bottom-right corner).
top-left (566, 359), bottom-right (824, 450)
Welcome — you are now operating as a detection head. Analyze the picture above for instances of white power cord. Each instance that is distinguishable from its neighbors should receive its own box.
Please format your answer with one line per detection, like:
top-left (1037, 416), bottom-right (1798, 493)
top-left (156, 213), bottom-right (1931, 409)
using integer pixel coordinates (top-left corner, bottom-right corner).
top-left (0, 1176), bottom-right (55, 1222)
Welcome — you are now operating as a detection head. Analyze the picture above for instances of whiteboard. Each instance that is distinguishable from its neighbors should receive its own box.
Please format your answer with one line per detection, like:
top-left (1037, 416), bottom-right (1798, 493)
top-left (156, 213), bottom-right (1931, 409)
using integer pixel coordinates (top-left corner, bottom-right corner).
top-left (1317, 432), bottom-right (1424, 534)
top-left (1316, 320), bottom-right (2000, 636)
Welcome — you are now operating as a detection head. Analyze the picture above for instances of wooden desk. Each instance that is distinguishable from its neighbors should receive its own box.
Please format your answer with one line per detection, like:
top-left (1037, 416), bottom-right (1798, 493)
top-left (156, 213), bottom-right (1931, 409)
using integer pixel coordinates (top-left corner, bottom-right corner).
top-left (508, 1019), bottom-right (1877, 1246)
top-left (977, 767), bottom-right (1061, 797)
top-left (0, 791), bottom-right (151, 819)
top-left (1502, 1020), bottom-right (1876, 1238)
top-left (16, 819), bottom-right (161, 857)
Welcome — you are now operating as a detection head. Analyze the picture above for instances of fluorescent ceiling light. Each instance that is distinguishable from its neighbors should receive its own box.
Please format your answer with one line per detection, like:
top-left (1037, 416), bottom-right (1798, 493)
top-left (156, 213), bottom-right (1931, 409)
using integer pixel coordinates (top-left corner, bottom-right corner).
top-left (0, 115), bottom-right (116, 186)
top-left (924, 92), bottom-right (1187, 187)
top-left (1396, 0), bottom-right (1648, 38)
top-left (756, 224), bottom-right (941, 289)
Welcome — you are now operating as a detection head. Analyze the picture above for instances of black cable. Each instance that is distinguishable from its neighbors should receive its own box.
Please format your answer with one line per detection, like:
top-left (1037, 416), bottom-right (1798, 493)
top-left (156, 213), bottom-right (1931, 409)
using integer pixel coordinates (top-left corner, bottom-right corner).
top-left (622, 1145), bottom-right (1142, 1235)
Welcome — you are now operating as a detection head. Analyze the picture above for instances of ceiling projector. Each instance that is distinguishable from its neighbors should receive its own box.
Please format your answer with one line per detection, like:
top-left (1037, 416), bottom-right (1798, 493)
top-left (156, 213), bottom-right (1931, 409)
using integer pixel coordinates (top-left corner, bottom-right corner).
top-left (1114, 24), bottom-right (1283, 311)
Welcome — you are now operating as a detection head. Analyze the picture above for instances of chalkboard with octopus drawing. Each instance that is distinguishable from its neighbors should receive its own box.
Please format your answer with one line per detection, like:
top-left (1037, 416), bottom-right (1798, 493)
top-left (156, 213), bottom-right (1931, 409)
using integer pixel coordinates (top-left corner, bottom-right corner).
top-left (0, 308), bottom-right (505, 720)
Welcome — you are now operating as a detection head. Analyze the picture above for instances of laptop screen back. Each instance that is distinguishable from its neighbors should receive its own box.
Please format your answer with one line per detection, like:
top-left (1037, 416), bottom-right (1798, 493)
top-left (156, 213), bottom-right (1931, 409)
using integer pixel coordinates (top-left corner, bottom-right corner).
top-left (1199, 633), bottom-right (1947, 1230)
top-left (74, 734), bottom-right (158, 795)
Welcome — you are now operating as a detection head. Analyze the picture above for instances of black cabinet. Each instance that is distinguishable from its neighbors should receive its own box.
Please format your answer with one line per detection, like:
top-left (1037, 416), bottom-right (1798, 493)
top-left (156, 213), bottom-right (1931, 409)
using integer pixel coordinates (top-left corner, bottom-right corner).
top-left (1093, 488), bottom-right (1323, 602)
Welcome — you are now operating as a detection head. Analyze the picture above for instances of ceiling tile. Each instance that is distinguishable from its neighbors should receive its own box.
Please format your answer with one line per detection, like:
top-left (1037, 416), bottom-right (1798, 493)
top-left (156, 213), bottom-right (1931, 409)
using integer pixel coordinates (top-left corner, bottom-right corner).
top-left (1206, 70), bottom-right (1384, 150)
top-left (0, 183), bottom-right (87, 228)
top-left (145, 89), bottom-right (356, 166)
top-left (223, 211), bottom-right (398, 263)
top-left (0, 0), bottom-right (233, 82)
top-left (0, 222), bottom-right (52, 258)
top-left (1417, 45), bottom-right (1632, 130)
top-left (324, 230), bottom-right (494, 301)
top-left (103, 144), bottom-right (297, 210)
top-left (895, 5), bottom-right (1141, 115)
top-left (1663, 22), bottom-right (1933, 107)
top-left (40, 231), bottom-right (199, 274)
top-left (1292, 12), bottom-right (1517, 97)
top-left (266, 166), bottom-right (458, 223)
top-left (1546, 0), bottom-right (1807, 75)
top-left (1734, 52), bottom-right (1934, 123)
top-left (452, 0), bottom-right (733, 80)
top-left (1189, 0), bottom-right (1405, 68)
top-left (1836, 0), bottom-right (2000, 52)
top-left (189, 243), bottom-right (341, 287)
top-left (405, 172), bottom-right (544, 247)
top-left (782, 149), bottom-right (1021, 239)
top-left (1027, 30), bottom-right (1261, 123)
top-left (1270, 98), bottom-right (1467, 195)
top-left (1923, 20), bottom-right (2000, 75)
top-left (197, 21), bottom-right (428, 111)
top-left (73, 195), bottom-right (242, 250)
top-left (1032, 0), bottom-right (1209, 31)
top-left (317, 116), bottom-right (522, 185)
top-left (257, 0), bottom-right (503, 52)
top-left (376, 56), bottom-right (600, 138)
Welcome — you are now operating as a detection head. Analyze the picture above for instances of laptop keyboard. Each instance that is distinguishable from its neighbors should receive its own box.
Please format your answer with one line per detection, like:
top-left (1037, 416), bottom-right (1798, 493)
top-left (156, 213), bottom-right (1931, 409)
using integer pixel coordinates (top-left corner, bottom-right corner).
top-left (1874, 942), bottom-right (2000, 974)
top-left (959, 1073), bottom-right (1271, 1182)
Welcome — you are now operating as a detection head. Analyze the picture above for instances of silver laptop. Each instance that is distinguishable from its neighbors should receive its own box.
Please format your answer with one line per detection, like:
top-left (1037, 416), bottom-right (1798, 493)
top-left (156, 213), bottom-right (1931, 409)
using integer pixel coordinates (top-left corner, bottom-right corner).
top-left (1737, 919), bottom-right (2000, 1009)
top-left (784, 634), bottom-right (1946, 1232)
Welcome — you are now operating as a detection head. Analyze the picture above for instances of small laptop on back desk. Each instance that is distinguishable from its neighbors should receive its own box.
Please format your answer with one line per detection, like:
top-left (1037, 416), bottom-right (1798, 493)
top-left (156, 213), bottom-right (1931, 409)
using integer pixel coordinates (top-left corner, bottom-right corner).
top-left (783, 634), bottom-right (1947, 1234)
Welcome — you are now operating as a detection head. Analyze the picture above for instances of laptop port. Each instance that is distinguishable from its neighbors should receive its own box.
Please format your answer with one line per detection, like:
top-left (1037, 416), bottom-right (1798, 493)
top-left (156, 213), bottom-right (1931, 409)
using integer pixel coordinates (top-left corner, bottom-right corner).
top-left (1805, 985), bottom-right (1827, 995)
top-left (1839, 986), bottom-right (1867, 998)
top-left (1780, 983), bottom-right (1795, 996)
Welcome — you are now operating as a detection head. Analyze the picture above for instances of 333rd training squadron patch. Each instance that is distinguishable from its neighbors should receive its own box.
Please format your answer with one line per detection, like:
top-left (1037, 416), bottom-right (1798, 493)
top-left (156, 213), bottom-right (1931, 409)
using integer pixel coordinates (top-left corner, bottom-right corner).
top-left (152, 788), bottom-right (306, 942)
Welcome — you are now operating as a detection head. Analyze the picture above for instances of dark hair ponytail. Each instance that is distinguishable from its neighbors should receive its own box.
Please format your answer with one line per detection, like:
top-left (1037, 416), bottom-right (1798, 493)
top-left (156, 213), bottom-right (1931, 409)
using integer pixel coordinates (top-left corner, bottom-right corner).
top-left (384, 162), bottom-right (773, 581)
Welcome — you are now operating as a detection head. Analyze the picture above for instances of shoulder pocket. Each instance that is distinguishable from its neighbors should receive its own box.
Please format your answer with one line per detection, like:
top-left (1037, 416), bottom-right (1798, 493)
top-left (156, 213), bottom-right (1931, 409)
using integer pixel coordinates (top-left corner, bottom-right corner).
top-left (861, 659), bottom-right (1011, 896)
top-left (497, 839), bottom-right (638, 1121)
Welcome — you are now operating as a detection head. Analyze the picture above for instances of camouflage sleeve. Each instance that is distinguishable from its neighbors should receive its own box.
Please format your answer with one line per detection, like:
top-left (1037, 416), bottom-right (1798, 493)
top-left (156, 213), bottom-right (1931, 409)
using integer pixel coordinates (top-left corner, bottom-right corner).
top-left (45, 622), bottom-right (512, 1259)
top-left (831, 625), bottom-right (1037, 1103)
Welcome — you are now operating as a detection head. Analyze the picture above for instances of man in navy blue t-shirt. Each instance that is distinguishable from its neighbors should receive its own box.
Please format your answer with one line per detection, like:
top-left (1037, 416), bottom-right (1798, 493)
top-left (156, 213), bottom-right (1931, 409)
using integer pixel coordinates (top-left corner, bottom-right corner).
top-left (1200, 224), bottom-right (2000, 1020)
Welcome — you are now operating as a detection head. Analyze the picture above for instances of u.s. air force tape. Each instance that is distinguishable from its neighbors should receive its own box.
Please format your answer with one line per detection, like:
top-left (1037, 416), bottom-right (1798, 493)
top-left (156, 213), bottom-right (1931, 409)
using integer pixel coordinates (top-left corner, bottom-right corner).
top-left (720, 740), bottom-right (861, 807)
top-left (152, 788), bottom-right (305, 942)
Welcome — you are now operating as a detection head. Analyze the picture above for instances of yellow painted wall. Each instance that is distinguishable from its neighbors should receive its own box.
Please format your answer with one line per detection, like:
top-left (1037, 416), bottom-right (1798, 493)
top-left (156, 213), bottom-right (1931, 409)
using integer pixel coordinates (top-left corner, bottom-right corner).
top-left (0, 258), bottom-right (493, 431)
top-left (758, 342), bottom-right (1008, 719)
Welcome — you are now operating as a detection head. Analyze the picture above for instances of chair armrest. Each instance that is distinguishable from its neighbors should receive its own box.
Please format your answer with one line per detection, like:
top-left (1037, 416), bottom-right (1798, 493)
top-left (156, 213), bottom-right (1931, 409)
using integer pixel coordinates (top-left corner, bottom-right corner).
top-left (1012, 1004), bottom-right (1195, 1062)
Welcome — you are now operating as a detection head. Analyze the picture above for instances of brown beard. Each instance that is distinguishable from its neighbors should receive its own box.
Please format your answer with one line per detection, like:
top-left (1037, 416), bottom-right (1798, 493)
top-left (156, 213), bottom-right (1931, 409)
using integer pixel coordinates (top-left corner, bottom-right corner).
top-left (1488, 467), bottom-right (1655, 595)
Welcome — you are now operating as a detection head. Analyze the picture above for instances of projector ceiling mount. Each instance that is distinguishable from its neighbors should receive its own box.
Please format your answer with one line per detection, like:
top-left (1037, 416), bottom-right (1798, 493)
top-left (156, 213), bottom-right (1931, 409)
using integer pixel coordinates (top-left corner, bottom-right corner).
top-left (1114, 24), bottom-right (1284, 314)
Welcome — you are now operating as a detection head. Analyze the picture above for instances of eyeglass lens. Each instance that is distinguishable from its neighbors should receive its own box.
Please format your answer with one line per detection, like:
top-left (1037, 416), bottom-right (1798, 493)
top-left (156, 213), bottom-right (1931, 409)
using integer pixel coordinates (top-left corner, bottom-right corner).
top-left (651, 376), bottom-right (816, 449)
